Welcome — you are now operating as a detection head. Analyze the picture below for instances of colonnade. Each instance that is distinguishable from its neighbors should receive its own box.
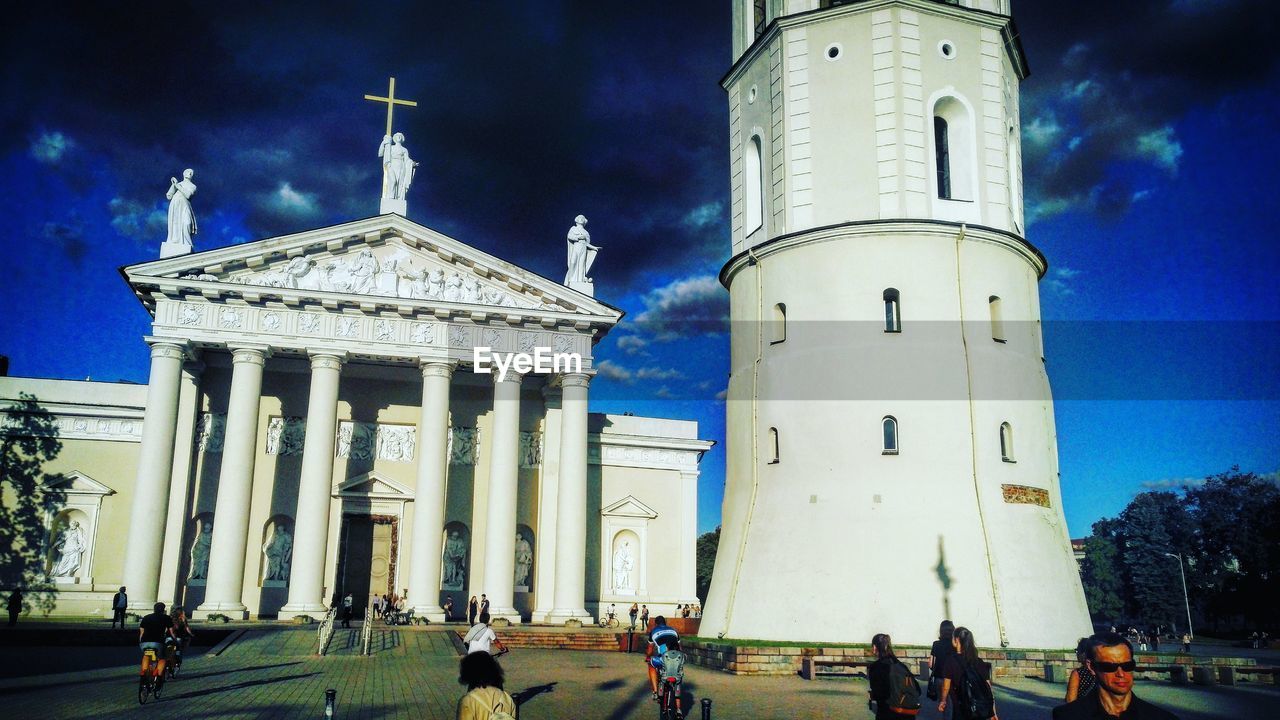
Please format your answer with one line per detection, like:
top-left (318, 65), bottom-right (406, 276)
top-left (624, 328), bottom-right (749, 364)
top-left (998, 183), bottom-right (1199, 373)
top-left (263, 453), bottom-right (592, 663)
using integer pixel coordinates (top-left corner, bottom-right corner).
top-left (121, 337), bottom-right (593, 624)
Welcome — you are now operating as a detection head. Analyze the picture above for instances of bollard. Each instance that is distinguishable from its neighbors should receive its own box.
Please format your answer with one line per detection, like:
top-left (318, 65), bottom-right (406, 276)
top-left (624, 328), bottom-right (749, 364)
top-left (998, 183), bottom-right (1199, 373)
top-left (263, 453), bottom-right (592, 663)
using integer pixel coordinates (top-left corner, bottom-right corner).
top-left (325, 688), bottom-right (336, 718)
top-left (627, 628), bottom-right (634, 654)
top-left (701, 697), bottom-right (712, 720)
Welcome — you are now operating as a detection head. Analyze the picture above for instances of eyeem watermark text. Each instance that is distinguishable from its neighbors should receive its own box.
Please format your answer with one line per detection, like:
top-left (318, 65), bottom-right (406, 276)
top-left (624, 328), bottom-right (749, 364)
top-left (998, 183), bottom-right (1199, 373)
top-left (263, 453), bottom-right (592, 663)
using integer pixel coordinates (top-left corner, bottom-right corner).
top-left (473, 347), bottom-right (582, 381)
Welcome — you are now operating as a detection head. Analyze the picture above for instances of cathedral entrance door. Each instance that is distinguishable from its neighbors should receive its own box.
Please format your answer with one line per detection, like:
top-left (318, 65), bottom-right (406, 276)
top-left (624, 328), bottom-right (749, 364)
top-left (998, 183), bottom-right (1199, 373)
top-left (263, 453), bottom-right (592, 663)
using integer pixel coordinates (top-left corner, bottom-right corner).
top-left (336, 514), bottom-right (398, 616)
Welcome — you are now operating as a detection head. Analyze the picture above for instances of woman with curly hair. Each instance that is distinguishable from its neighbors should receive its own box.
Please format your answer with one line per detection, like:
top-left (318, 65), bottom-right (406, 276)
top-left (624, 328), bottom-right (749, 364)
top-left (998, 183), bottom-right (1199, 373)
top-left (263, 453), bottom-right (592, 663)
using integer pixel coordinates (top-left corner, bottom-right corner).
top-left (456, 651), bottom-right (515, 719)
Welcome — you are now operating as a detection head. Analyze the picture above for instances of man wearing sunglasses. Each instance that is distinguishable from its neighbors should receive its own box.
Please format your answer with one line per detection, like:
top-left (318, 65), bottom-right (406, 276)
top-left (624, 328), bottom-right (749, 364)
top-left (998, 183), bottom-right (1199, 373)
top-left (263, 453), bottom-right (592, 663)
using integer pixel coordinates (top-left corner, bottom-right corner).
top-left (1053, 633), bottom-right (1178, 718)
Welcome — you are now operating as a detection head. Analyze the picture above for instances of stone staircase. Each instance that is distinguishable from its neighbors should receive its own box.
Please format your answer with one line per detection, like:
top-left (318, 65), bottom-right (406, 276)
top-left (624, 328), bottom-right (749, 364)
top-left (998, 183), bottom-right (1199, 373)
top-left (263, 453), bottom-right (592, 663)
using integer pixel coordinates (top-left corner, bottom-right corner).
top-left (493, 629), bottom-right (622, 652)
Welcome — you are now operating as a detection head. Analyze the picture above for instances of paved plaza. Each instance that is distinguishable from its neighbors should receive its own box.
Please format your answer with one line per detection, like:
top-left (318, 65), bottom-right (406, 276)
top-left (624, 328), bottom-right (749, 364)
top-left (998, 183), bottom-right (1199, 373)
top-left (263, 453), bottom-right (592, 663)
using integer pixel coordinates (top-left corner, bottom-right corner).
top-left (0, 624), bottom-right (1277, 719)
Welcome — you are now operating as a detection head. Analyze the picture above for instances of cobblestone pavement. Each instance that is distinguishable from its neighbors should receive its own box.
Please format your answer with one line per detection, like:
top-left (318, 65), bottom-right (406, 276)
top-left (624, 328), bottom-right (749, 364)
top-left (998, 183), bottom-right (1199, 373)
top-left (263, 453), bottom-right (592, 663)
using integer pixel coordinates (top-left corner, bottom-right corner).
top-left (0, 624), bottom-right (1276, 719)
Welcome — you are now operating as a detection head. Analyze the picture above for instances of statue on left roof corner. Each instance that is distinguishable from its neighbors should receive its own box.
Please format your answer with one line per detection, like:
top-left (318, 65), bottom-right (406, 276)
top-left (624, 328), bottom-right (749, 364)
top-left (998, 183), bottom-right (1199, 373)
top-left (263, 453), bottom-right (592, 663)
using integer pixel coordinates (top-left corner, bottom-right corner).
top-left (165, 168), bottom-right (198, 246)
top-left (379, 133), bottom-right (418, 200)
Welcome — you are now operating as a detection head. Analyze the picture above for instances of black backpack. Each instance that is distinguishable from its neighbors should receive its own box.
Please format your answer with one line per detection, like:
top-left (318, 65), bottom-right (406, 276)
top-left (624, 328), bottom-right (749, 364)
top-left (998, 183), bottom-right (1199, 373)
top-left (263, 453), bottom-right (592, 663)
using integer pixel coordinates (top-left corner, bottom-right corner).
top-left (886, 659), bottom-right (922, 714)
top-left (956, 662), bottom-right (995, 720)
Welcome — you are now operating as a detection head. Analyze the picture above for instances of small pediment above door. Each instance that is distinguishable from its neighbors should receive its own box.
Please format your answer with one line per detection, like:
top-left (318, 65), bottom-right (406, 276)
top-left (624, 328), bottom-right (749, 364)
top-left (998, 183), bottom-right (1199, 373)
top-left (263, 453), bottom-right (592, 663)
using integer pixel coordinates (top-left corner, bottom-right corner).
top-left (43, 470), bottom-right (116, 497)
top-left (601, 495), bottom-right (658, 519)
top-left (333, 471), bottom-right (415, 501)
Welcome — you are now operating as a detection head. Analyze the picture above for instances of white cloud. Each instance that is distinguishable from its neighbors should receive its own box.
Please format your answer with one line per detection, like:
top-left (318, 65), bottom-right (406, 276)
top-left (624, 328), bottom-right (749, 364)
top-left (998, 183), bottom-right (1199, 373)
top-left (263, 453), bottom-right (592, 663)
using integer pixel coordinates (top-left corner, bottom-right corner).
top-left (654, 386), bottom-right (675, 399)
top-left (615, 334), bottom-right (649, 355)
top-left (1023, 114), bottom-right (1063, 151)
top-left (261, 182), bottom-right (320, 220)
top-left (109, 197), bottom-right (167, 241)
top-left (1045, 266), bottom-right (1081, 297)
top-left (1026, 196), bottom-right (1075, 224)
top-left (633, 274), bottom-right (728, 342)
top-left (1131, 189), bottom-right (1153, 203)
top-left (682, 201), bottom-right (723, 230)
top-left (594, 359), bottom-right (633, 383)
top-left (636, 366), bottom-right (684, 381)
top-left (1135, 126), bottom-right (1183, 174)
top-left (30, 131), bottom-right (75, 164)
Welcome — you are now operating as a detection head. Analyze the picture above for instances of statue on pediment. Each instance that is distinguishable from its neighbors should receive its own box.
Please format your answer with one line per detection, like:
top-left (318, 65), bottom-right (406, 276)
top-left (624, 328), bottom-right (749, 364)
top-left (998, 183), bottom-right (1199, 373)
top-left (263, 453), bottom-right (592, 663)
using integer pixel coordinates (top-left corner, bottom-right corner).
top-left (165, 169), bottom-right (198, 248)
top-left (379, 133), bottom-right (418, 201)
top-left (566, 215), bottom-right (600, 286)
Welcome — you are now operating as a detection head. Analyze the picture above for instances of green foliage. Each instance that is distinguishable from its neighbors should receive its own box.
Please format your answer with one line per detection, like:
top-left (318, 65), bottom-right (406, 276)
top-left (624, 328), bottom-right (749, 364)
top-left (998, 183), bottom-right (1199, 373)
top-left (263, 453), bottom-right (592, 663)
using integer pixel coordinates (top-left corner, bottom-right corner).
top-left (1078, 466), bottom-right (1280, 633)
top-left (0, 394), bottom-right (67, 615)
top-left (695, 526), bottom-right (720, 604)
top-left (207, 613), bottom-right (231, 623)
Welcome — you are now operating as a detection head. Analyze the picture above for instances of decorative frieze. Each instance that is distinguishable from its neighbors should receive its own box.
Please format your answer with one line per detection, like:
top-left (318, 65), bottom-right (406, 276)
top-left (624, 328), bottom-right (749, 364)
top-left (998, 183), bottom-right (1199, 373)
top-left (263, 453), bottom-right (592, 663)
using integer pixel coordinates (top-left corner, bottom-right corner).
top-left (448, 427), bottom-right (479, 465)
top-left (593, 443), bottom-right (700, 470)
top-left (196, 412), bottom-right (226, 453)
top-left (0, 411), bottom-right (143, 443)
top-left (519, 431), bottom-right (542, 468)
top-left (336, 421), bottom-right (416, 463)
top-left (265, 416), bottom-right (307, 456)
top-left (1001, 484), bottom-right (1050, 508)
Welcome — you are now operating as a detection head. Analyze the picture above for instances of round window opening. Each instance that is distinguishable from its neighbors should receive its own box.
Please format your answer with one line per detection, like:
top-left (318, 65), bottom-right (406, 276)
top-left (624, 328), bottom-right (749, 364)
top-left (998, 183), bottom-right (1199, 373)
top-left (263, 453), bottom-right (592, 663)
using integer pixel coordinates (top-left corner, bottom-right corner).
top-left (939, 40), bottom-right (956, 59)
top-left (824, 43), bottom-right (843, 62)
top-left (747, 85), bottom-right (758, 104)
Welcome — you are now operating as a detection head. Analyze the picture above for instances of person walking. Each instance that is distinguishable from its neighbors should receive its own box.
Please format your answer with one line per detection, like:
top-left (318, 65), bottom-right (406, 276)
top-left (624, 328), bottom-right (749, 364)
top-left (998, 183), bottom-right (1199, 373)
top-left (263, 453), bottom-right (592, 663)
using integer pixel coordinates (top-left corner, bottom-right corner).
top-left (445, 596), bottom-right (456, 621)
top-left (6, 588), bottom-right (22, 627)
top-left (111, 586), bottom-right (128, 630)
top-left (342, 593), bottom-right (354, 628)
top-left (1151, 631), bottom-right (1160, 653)
top-left (927, 620), bottom-right (956, 704)
top-left (1180, 633), bottom-right (1191, 653)
top-left (629, 602), bottom-right (639, 630)
top-left (479, 594), bottom-right (490, 618)
top-left (1065, 637), bottom-right (1098, 703)
top-left (640, 604), bottom-right (650, 629)
top-left (936, 626), bottom-right (997, 720)
top-left (456, 650), bottom-right (515, 719)
top-left (468, 595), bottom-right (479, 626)
top-left (868, 633), bottom-right (922, 720)
top-left (1053, 633), bottom-right (1178, 719)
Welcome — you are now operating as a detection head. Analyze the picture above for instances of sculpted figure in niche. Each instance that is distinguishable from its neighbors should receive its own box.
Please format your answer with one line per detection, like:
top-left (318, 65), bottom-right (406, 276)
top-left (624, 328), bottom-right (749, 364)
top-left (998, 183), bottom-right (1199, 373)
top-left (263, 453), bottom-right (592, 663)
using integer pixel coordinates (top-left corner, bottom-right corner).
top-left (427, 268), bottom-right (445, 298)
top-left (165, 169), bottom-right (198, 247)
top-left (50, 520), bottom-right (86, 577)
top-left (189, 520), bottom-right (212, 580)
top-left (514, 533), bottom-right (533, 587)
top-left (442, 531), bottom-right (467, 589)
top-left (263, 522), bottom-right (293, 582)
top-left (443, 273), bottom-right (463, 302)
top-left (378, 132), bottom-right (418, 201)
top-left (565, 214), bottom-right (600, 285)
top-left (612, 539), bottom-right (634, 591)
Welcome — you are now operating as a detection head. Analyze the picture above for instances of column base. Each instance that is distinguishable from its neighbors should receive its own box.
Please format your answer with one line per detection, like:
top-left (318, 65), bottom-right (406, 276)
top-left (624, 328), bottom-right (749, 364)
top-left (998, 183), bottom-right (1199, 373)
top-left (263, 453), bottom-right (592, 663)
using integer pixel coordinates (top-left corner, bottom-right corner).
top-left (486, 607), bottom-right (522, 625)
top-left (278, 603), bottom-right (330, 621)
top-left (193, 602), bottom-right (249, 621)
top-left (127, 601), bottom-right (156, 613)
top-left (411, 606), bottom-right (448, 623)
top-left (546, 608), bottom-right (593, 626)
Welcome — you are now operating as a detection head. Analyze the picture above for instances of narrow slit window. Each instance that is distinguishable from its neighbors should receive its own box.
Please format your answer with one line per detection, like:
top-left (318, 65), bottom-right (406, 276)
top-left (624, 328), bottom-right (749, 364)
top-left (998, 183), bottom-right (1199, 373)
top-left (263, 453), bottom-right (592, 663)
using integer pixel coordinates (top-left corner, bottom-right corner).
top-left (989, 295), bottom-right (1005, 343)
top-left (771, 303), bottom-right (786, 344)
top-left (934, 116), bottom-right (951, 199)
top-left (883, 288), bottom-right (901, 333)
top-left (745, 135), bottom-right (764, 234)
top-left (768, 427), bottom-right (780, 464)
top-left (1000, 422), bottom-right (1015, 462)
top-left (882, 416), bottom-right (898, 454)
top-left (753, 0), bottom-right (766, 39)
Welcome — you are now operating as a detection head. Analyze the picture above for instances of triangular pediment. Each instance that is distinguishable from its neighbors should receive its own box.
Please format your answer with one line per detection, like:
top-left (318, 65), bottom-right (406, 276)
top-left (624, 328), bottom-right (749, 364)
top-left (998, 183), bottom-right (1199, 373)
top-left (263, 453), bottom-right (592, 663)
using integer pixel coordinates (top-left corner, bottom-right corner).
top-left (44, 470), bottom-right (116, 497)
top-left (333, 471), bottom-right (415, 500)
top-left (123, 214), bottom-right (621, 322)
top-left (601, 495), bottom-right (658, 519)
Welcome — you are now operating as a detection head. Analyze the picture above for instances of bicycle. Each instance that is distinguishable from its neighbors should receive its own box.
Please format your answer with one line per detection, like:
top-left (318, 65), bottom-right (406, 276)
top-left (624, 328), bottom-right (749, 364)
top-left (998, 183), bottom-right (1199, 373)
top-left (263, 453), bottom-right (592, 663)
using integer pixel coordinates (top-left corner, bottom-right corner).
top-left (138, 646), bottom-right (166, 704)
top-left (656, 674), bottom-right (683, 720)
top-left (599, 613), bottom-right (620, 629)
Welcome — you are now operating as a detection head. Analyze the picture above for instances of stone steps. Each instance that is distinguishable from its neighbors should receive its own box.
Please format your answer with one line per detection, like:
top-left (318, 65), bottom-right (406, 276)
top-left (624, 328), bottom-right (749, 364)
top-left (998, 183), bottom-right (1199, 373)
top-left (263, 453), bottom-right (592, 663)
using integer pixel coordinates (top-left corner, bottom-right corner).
top-left (493, 630), bottom-right (621, 652)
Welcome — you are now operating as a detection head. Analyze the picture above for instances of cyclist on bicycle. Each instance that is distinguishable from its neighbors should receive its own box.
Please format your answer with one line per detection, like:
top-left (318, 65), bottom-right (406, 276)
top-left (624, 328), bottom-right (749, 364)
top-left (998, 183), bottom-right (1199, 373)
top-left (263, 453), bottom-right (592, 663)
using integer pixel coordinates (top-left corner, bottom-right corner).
top-left (138, 602), bottom-right (176, 689)
top-left (645, 615), bottom-right (685, 715)
top-left (169, 605), bottom-right (195, 672)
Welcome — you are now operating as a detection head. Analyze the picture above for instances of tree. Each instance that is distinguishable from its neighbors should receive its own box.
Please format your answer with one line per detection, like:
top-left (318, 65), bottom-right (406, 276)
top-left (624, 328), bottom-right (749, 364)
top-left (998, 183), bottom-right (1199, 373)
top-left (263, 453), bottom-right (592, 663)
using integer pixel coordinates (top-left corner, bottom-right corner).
top-left (1080, 518), bottom-right (1125, 622)
top-left (695, 526), bottom-right (720, 604)
top-left (1119, 491), bottom-right (1187, 629)
top-left (0, 394), bottom-right (66, 615)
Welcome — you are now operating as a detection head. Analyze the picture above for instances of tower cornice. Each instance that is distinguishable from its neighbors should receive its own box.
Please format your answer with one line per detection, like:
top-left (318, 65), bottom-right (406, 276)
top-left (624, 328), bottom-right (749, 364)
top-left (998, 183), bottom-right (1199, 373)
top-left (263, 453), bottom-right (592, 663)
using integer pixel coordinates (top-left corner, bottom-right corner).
top-left (722, 0), bottom-right (1028, 90)
top-left (719, 219), bottom-right (1047, 289)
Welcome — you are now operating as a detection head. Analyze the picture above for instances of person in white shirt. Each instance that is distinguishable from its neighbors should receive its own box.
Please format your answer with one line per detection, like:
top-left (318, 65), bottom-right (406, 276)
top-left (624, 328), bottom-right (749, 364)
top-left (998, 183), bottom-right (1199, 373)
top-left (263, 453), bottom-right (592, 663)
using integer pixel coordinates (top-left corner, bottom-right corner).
top-left (463, 613), bottom-right (508, 656)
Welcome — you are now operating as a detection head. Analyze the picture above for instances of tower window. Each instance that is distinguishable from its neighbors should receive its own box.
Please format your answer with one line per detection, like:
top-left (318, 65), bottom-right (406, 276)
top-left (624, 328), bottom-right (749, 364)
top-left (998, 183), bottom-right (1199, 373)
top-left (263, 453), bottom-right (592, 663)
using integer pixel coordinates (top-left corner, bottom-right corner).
top-left (1000, 422), bottom-right (1015, 462)
top-left (934, 116), bottom-right (951, 199)
top-left (882, 416), bottom-right (899, 455)
top-left (989, 295), bottom-right (1005, 343)
top-left (753, 0), bottom-right (766, 39)
top-left (745, 135), bottom-right (764, 235)
top-left (771, 303), bottom-right (786, 344)
top-left (768, 427), bottom-right (780, 464)
top-left (883, 288), bottom-right (901, 333)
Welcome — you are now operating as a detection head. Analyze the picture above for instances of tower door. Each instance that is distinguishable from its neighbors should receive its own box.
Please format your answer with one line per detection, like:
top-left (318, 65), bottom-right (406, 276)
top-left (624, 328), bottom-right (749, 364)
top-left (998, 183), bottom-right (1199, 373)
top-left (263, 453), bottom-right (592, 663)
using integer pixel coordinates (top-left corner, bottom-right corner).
top-left (336, 514), bottom-right (397, 615)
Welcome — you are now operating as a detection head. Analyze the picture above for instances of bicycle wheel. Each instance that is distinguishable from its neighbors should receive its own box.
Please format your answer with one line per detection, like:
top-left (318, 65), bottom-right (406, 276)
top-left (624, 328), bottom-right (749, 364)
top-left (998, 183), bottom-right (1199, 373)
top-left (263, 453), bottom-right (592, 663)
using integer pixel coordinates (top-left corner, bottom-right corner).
top-left (658, 683), bottom-right (674, 720)
top-left (609, 617), bottom-right (620, 629)
top-left (138, 678), bottom-right (150, 705)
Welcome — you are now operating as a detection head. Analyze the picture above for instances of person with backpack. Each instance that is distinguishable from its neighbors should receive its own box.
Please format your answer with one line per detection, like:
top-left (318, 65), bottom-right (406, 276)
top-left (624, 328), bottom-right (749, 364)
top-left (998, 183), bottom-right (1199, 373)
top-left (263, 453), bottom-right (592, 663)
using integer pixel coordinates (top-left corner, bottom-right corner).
top-left (936, 626), bottom-right (997, 720)
top-left (868, 633), bottom-right (922, 718)
top-left (456, 650), bottom-right (516, 720)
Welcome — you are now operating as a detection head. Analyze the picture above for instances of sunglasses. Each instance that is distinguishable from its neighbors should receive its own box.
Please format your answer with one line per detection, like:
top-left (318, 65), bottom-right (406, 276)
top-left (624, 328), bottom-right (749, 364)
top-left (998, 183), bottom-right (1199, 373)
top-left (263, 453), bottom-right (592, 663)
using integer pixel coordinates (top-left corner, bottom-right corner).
top-left (1092, 660), bottom-right (1137, 673)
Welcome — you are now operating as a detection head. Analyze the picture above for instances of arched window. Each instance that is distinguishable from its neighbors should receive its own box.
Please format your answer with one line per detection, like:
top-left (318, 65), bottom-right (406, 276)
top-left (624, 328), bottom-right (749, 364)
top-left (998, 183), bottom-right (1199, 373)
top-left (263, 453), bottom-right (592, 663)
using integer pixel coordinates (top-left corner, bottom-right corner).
top-left (1000, 422), bottom-right (1014, 462)
top-left (932, 96), bottom-right (974, 202)
top-left (883, 288), bottom-right (901, 333)
top-left (882, 416), bottom-right (898, 454)
top-left (745, 135), bottom-right (764, 235)
top-left (768, 427), bottom-right (780, 464)
top-left (771, 302), bottom-right (786, 344)
top-left (989, 295), bottom-right (1005, 343)
top-left (934, 116), bottom-right (951, 199)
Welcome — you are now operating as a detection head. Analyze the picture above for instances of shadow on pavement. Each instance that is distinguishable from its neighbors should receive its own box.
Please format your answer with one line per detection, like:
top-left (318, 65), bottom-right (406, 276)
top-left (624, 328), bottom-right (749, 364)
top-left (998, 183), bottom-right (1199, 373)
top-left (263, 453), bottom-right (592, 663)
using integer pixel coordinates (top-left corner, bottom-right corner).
top-left (166, 672), bottom-right (322, 700)
top-left (514, 681), bottom-right (558, 707)
top-left (181, 661), bottom-right (304, 680)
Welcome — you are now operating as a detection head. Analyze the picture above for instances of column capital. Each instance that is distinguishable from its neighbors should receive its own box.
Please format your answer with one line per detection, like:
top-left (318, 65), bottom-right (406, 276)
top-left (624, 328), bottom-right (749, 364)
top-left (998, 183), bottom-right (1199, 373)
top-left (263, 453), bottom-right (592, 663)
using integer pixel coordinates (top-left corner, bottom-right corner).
top-left (493, 370), bottom-right (526, 386)
top-left (557, 371), bottom-right (594, 390)
top-left (144, 336), bottom-right (190, 361)
top-left (307, 349), bottom-right (348, 369)
top-left (227, 344), bottom-right (272, 366)
top-left (420, 359), bottom-right (458, 379)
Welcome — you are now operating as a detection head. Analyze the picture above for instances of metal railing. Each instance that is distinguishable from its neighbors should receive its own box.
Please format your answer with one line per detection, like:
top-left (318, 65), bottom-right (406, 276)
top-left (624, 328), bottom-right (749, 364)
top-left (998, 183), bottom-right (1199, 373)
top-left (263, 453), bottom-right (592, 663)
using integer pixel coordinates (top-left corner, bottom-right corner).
top-left (360, 605), bottom-right (374, 656)
top-left (317, 606), bottom-right (338, 656)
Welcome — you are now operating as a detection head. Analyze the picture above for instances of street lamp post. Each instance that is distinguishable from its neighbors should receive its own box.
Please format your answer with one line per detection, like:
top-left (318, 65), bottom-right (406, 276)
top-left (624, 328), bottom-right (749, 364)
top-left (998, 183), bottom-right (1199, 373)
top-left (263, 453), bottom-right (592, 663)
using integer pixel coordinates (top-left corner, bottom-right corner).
top-left (1163, 552), bottom-right (1193, 640)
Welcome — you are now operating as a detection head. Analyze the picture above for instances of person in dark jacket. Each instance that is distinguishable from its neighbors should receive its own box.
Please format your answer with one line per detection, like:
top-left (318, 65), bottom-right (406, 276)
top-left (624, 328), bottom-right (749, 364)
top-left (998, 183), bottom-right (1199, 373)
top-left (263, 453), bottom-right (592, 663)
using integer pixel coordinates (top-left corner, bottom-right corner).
top-left (6, 589), bottom-right (22, 627)
top-left (936, 626), bottom-right (996, 720)
top-left (868, 633), bottom-right (917, 720)
top-left (1052, 633), bottom-right (1178, 719)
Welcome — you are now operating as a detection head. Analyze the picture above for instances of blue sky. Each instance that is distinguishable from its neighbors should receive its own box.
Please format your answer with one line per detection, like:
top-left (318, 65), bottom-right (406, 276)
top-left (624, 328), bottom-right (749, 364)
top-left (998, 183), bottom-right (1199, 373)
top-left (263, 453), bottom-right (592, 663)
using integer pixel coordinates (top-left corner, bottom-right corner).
top-left (1, 1), bottom-right (1276, 537)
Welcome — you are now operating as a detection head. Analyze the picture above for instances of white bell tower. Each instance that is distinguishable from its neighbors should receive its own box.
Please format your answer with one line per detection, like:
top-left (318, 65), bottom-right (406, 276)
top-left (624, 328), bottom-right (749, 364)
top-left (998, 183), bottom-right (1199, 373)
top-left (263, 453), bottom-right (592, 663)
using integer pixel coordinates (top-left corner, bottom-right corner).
top-left (702, 0), bottom-right (1092, 648)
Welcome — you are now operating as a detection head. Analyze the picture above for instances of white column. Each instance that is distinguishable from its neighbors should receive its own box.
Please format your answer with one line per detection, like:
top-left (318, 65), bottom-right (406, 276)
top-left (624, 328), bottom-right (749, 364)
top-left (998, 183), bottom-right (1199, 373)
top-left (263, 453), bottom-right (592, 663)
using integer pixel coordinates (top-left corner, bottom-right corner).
top-left (529, 386), bottom-right (562, 623)
top-left (196, 344), bottom-right (269, 620)
top-left (481, 371), bottom-right (523, 623)
top-left (408, 360), bottom-right (455, 621)
top-left (157, 359), bottom-right (204, 607)
top-left (548, 372), bottom-right (593, 623)
top-left (279, 350), bottom-right (346, 620)
top-left (121, 338), bottom-right (188, 611)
